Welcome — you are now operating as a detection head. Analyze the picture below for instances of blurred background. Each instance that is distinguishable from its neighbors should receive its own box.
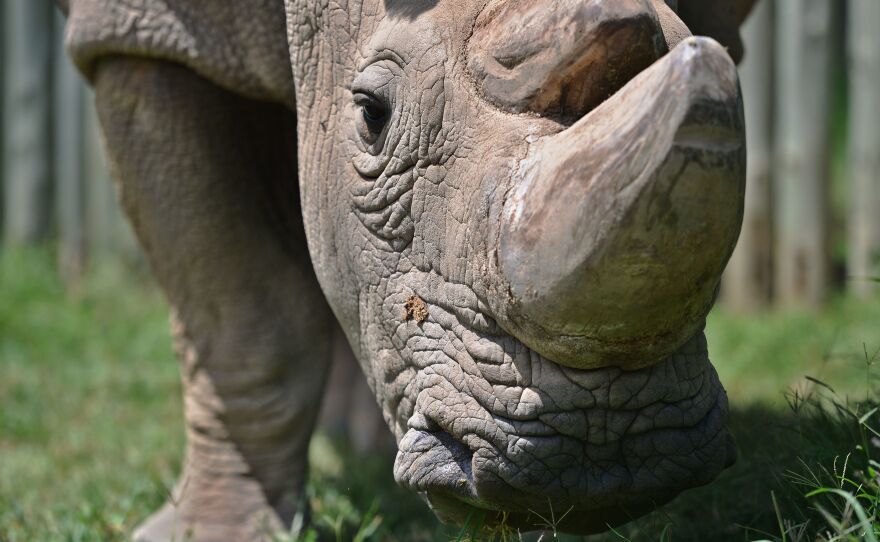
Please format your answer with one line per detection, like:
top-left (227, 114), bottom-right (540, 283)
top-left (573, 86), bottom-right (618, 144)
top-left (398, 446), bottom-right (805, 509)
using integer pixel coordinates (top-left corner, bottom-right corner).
top-left (1, 1), bottom-right (879, 541)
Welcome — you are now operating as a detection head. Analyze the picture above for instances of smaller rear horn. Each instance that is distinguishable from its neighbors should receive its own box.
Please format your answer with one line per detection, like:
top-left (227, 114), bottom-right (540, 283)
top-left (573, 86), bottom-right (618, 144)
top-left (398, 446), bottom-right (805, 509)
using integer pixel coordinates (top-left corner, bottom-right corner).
top-left (467, 0), bottom-right (668, 119)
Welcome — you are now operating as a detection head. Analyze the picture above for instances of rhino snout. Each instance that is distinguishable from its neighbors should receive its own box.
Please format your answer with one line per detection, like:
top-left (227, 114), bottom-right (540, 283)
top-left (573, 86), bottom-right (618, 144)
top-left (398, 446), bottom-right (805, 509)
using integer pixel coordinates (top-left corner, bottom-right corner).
top-left (391, 327), bottom-right (736, 535)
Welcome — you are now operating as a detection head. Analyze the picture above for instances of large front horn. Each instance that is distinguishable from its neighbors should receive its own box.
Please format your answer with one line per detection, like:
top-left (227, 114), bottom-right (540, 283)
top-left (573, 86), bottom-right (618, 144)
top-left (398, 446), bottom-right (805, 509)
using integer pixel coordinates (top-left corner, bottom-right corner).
top-left (491, 37), bottom-right (746, 370)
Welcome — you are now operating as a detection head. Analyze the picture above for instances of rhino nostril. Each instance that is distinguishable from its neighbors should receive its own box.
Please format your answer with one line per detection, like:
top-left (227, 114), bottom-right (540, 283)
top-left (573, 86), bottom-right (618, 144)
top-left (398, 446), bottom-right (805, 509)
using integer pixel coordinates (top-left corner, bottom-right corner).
top-left (407, 412), bottom-right (475, 481)
top-left (398, 423), bottom-right (478, 505)
top-left (434, 430), bottom-right (475, 477)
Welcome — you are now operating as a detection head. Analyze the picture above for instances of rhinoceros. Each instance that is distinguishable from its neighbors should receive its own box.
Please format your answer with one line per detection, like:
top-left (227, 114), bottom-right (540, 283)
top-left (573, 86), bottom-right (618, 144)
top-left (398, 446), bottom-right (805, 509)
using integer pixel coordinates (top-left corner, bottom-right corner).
top-left (59, 0), bottom-right (755, 539)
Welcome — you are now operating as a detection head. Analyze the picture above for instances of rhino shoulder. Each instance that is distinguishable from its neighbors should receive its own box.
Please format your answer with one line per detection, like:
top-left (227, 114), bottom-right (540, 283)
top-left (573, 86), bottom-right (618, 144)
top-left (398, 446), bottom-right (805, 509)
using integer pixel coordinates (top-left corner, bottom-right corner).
top-left (63, 0), bottom-right (294, 107)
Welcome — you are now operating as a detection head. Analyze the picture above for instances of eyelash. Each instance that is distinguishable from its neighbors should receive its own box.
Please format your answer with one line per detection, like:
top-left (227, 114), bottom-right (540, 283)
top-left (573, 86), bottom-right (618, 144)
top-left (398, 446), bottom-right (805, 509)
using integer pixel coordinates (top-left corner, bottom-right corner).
top-left (354, 92), bottom-right (389, 135)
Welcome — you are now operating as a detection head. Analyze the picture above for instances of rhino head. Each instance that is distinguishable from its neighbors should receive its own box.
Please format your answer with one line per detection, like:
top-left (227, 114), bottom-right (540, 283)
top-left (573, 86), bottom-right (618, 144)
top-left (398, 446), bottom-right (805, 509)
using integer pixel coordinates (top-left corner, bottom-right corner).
top-left (290, 0), bottom-right (745, 532)
top-left (60, 0), bottom-right (750, 535)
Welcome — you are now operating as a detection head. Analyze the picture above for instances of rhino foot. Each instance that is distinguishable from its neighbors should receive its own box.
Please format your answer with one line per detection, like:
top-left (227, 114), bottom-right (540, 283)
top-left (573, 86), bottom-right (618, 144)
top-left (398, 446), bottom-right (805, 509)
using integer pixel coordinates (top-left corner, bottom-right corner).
top-left (133, 476), bottom-right (296, 542)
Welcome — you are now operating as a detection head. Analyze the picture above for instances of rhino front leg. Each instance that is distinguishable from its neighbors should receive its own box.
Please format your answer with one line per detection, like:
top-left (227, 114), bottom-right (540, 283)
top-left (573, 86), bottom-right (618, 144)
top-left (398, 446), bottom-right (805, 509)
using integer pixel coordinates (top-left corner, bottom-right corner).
top-left (93, 57), bottom-right (333, 542)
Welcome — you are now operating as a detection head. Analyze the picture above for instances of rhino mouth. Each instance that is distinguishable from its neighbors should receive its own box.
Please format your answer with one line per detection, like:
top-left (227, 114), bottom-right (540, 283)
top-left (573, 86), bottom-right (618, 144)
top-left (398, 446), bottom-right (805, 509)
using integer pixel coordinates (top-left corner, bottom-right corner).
top-left (392, 332), bottom-right (734, 534)
top-left (380, 270), bottom-right (734, 535)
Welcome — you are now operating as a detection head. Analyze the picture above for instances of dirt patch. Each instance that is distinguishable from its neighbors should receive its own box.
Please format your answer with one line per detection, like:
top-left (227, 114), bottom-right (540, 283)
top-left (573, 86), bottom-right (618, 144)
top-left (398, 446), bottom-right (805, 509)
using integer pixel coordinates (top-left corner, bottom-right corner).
top-left (403, 295), bottom-right (429, 323)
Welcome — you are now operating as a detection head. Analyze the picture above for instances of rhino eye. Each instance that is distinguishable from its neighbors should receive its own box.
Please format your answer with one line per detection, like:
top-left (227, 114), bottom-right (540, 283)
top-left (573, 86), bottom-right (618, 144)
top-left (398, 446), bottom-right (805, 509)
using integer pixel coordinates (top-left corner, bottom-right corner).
top-left (353, 92), bottom-right (389, 145)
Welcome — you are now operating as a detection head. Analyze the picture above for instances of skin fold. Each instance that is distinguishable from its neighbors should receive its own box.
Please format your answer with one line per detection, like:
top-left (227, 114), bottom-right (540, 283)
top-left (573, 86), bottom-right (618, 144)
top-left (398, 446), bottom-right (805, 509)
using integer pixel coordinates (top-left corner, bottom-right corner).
top-left (60, 0), bottom-right (752, 539)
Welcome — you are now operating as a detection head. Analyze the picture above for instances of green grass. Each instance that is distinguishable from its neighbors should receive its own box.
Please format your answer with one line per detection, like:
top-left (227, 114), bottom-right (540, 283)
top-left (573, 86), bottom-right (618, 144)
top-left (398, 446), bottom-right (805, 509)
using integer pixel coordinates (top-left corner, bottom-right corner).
top-left (708, 299), bottom-right (879, 406)
top-left (0, 248), bottom-right (181, 541)
top-left (1, 247), bottom-right (878, 541)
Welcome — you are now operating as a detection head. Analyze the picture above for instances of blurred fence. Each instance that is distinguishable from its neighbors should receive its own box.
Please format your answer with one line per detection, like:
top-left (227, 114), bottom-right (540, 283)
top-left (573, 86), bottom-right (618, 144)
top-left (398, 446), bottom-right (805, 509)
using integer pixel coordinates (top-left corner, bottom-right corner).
top-left (1, 1), bottom-right (138, 285)
top-left (2, 0), bottom-right (880, 309)
top-left (725, 0), bottom-right (880, 309)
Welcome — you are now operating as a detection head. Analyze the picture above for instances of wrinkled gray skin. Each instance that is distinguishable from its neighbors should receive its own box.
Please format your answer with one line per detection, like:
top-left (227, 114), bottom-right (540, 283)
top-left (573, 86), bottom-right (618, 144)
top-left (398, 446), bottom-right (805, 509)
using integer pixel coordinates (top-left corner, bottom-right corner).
top-left (61, 0), bottom-right (753, 539)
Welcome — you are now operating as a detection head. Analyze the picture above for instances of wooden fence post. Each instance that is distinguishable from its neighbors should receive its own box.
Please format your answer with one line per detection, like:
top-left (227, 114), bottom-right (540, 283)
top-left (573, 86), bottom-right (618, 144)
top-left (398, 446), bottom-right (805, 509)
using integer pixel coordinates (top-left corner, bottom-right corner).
top-left (723, 0), bottom-right (774, 311)
top-left (2, 0), bottom-right (54, 245)
top-left (53, 9), bottom-right (87, 282)
top-left (773, 0), bottom-right (834, 307)
top-left (848, 0), bottom-right (880, 296)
